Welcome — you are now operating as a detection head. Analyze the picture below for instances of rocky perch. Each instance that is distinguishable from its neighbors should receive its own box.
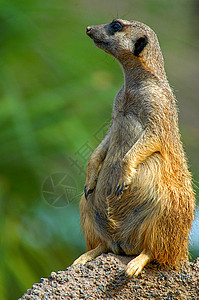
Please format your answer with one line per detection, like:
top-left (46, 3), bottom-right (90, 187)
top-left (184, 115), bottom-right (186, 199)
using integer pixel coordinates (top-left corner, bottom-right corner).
top-left (20, 254), bottom-right (199, 299)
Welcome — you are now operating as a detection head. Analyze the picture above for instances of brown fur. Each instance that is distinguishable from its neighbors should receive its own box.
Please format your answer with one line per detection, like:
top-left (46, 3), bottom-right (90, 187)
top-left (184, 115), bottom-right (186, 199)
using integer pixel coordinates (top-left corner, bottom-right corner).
top-left (72, 19), bottom-right (195, 276)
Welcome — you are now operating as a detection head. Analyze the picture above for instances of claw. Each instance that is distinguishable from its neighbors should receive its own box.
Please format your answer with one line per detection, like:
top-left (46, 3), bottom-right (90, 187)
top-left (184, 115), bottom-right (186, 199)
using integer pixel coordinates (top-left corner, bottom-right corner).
top-left (125, 251), bottom-right (151, 277)
top-left (125, 265), bottom-right (141, 277)
top-left (115, 182), bottom-right (130, 198)
top-left (84, 185), bottom-right (89, 200)
top-left (115, 185), bottom-right (120, 195)
top-left (84, 185), bottom-right (94, 200)
top-left (115, 183), bottom-right (125, 197)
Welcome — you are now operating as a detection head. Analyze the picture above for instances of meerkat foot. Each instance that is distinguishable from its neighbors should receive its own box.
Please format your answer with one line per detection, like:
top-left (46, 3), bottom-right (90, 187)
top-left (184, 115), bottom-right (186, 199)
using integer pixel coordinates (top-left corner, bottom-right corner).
top-left (125, 251), bottom-right (151, 277)
top-left (72, 244), bottom-right (107, 266)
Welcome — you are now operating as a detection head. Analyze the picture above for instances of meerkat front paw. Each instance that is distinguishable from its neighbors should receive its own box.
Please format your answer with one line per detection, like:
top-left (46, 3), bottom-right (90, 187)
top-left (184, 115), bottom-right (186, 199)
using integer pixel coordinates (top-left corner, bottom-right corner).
top-left (115, 182), bottom-right (128, 198)
top-left (115, 163), bottom-right (137, 198)
top-left (84, 176), bottom-right (98, 199)
top-left (84, 185), bottom-right (95, 200)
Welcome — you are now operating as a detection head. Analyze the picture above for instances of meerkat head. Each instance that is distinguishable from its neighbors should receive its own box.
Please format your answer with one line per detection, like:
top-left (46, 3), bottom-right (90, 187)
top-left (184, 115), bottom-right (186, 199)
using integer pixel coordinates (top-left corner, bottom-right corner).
top-left (86, 19), bottom-right (165, 77)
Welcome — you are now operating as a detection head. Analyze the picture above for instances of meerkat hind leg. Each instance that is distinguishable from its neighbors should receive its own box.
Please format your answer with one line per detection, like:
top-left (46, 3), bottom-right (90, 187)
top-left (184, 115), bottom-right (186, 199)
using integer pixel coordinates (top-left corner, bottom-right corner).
top-left (72, 244), bottom-right (107, 266)
top-left (126, 250), bottom-right (151, 277)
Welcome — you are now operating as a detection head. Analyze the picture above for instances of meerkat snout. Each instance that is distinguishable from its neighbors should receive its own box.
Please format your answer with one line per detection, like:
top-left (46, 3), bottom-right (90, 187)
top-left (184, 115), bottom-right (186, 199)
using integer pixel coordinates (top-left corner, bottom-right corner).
top-left (86, 26), bottom-right (92, 35)
top-left (86, 25), bottom-right (98, 40)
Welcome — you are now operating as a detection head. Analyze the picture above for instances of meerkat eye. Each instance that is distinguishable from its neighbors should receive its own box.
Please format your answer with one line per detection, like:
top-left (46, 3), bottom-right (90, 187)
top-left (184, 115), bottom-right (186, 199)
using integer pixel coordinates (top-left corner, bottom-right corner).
top-left (109, 21), bottom-right (123, 33)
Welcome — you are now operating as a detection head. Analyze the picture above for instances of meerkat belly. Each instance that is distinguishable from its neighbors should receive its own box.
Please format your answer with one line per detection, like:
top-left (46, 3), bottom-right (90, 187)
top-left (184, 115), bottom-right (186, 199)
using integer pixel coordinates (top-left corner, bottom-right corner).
top-left (96, 115), bottom-right (143, 199)
top-left (93, 114), bottom-right (162, 254)
top-left (93, 115), bottom-right (148, 245)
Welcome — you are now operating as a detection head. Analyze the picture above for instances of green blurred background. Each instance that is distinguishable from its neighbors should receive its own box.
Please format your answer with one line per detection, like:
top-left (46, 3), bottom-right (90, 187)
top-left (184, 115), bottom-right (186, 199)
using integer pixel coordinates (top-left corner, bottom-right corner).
top-left (0, 0), bottom-right (199, 299)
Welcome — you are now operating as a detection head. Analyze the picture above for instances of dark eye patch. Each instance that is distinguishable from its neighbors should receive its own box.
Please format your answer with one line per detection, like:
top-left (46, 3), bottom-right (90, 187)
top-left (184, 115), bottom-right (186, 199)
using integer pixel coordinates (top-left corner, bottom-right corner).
top-left (109, 21), bottom-right (123, 34)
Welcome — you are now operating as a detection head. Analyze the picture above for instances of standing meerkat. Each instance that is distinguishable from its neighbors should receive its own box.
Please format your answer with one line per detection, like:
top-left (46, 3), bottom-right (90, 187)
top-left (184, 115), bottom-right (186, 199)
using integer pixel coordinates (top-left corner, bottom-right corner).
top-left (72, 19), bottom-right (195, 276)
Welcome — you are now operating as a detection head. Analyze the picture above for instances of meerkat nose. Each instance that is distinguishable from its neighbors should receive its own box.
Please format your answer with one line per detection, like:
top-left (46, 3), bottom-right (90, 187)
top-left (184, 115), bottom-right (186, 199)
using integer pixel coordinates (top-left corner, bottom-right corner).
top-left (86, 26), bottom-right (93, 35)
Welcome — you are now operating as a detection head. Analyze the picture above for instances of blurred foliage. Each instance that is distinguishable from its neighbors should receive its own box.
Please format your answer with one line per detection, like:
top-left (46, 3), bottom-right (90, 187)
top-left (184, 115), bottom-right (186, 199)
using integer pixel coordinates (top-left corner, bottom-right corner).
top-left (0, 0), bottom-right (198, 299)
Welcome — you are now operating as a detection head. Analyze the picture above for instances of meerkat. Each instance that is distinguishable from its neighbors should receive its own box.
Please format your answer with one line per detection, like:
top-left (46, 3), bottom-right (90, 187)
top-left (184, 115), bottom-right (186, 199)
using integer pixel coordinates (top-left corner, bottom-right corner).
top-left (72, 19), bottom-right (195, 276)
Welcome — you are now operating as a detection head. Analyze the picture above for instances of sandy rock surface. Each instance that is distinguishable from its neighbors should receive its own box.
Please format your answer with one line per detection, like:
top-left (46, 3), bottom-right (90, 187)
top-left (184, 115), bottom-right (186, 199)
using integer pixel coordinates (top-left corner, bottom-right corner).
top-left (19, 253), bottom-right (199, 299)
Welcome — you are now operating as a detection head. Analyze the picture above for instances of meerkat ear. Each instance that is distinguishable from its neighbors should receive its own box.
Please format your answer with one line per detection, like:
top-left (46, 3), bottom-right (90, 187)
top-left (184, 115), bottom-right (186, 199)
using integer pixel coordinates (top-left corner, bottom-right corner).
top-left (133, 35), bottom-right (148, 56)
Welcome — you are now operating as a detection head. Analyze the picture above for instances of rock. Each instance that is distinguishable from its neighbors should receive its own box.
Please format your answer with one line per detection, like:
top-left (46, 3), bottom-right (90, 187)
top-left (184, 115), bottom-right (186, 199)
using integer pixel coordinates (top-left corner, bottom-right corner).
top-left (19, 253), bottom-right (199, 299)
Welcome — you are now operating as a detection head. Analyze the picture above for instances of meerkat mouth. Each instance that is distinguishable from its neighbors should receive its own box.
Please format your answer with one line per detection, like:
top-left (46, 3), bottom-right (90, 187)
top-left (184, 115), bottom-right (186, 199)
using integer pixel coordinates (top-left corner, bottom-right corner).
top-left (93, 39), bottom-right (109, 46)
top-left (93, 39), bottom-right (110, 52)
